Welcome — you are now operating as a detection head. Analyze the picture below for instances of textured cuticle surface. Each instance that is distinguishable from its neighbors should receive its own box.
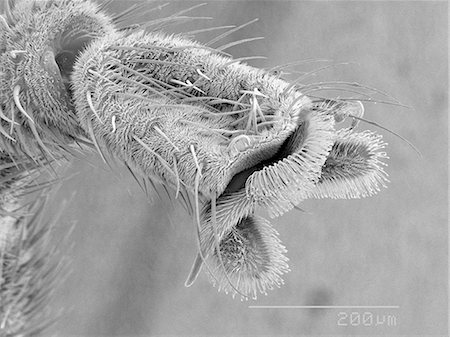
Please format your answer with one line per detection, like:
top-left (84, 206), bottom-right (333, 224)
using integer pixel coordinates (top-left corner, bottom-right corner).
top-left (71, 30), bottom-right (312, 196)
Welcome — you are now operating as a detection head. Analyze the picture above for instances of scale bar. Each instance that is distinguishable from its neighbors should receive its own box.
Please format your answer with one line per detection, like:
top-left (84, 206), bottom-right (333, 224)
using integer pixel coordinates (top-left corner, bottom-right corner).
top-left (248, 305), bottom-right (400, 309)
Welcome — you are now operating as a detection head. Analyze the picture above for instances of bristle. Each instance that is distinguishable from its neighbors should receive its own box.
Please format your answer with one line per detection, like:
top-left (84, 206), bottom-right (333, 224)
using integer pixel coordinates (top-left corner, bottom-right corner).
top-left (222, 55), bottom-right (267, 67)
top-left (86, 91), bottom-right (103, 124)
top-left (350, 115), bottom-right (421, 157)
top-left (111, 115), bottom-right (117, 133)
top-left (148, 3), bottom-right (209, 32)
top-left (140, 16), bottom-right (212, 35)
top-left (14, 126), bottom-right (38, 162)
top-left (169, 78), bottom-right (206, 95)
top-left (172, 154), bottom-right (181, 199)
top-left (206, 18), bottom-right (259, 46)
top-left (86, 119), bottom-right (108, 165)
top-left (184, 24), bottom-right (235, 36)
top-left (184, 253), bottom-right (204, 287)
top-left (172, 44), bottom-right (232, 57)
top-left (267, 58), bottom-right (331, 75)
top-left (189, 144), bottom-right (203, 177)
top-left (96, 0), bottom-right (115, 13)
top-left (216, 36), bottom-right (264, 52)
top-left (300, 81), bottom-right (410, 109)
top-left (4, 0), bottom-right (15, 25)
top-left (178, 186), bottom-right (194, 215)
top-left (133, 135), bottom-right (177, 180)
top-left (124, 162), bottom-right (148, 198)
top-left (154, 125), bottom-right (180, 152)
top-left (13, 86), bottom-right (35, 124)
top-left (0, 14), bottom-right (13, 34)
top-left (0, 104), bottom-right (17, 126)
top-left (0, 122), bottom-right (16, 142)
top-left (344, 97), bottom-right (411, 109)
top-left (146, 176), bottom-right (163, 201)
top-left (111, 72), bottom-right (170, 99)
top-left (314, 80), bottom-right (404, 105)
top-left (185, 161), bottom-right (220, 288)
top-left (28, 112), bottom-right (58, 162)
top-left (195, 68), bottom-right (211, 81)
top-left (292, 62), bottom-right (352, 84)
top-left (111, 2), bottom-right (154, 24)
top-left (129, 57), bottom-right (195, 68)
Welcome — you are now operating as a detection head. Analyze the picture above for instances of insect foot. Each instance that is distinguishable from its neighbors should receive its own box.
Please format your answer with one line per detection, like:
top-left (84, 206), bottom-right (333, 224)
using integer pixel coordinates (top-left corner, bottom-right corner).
top-left (71, 26), bottom-right (389, 299)
top-left (0, 0), bottom-right (391, 310)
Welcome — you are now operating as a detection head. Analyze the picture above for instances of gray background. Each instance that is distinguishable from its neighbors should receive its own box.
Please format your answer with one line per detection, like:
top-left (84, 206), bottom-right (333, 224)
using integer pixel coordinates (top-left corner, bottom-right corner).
top-left (45, 1), bottom-right (447, 336)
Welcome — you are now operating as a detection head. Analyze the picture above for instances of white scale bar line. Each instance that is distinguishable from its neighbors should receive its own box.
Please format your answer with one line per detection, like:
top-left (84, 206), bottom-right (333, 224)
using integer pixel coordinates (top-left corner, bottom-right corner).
top-left (248, 305), bottom-right (400, 309)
